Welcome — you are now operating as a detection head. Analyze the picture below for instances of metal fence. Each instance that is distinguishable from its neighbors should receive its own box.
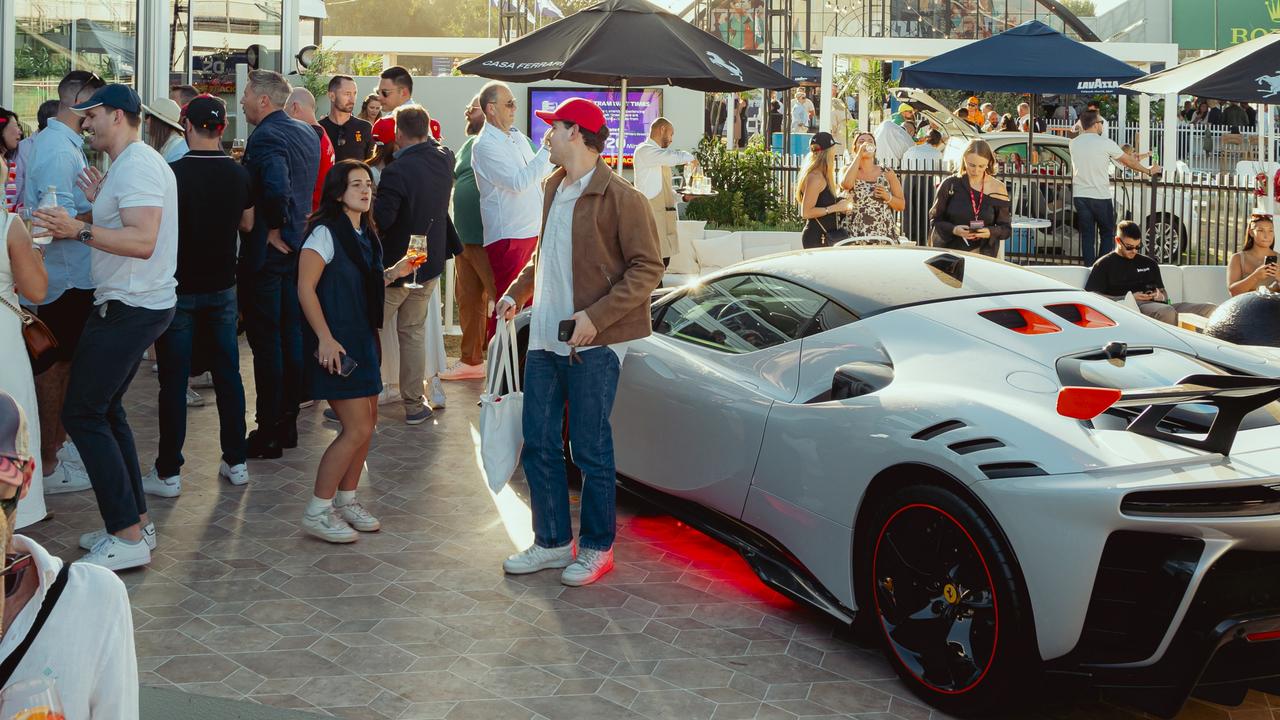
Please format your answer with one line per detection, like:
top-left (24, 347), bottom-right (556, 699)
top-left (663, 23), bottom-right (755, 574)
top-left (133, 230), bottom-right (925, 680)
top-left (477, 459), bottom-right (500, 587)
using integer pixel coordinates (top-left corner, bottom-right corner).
top-left (1047, 122), bottom-right (1280, 176)
top-left (769, 154), bottom-right (1260, 266)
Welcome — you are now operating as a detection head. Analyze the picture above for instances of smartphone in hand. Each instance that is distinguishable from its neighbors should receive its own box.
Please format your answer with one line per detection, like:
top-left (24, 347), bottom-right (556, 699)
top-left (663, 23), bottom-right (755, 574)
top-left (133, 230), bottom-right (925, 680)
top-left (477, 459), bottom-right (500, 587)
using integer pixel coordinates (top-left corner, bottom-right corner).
top-left (315, 351), bottom-right (358, 377)
top-left (557, 319), bottom-right (576, 343)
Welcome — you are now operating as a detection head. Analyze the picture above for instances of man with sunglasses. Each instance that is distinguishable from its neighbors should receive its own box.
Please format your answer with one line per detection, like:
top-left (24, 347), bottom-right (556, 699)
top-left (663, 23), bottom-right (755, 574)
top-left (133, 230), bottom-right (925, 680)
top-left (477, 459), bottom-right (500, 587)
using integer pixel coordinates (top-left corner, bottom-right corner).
top-left (0, 393), bottom-right (138, 716)
top-left (1085, 220), bottom-right (1216, 325)
top-left (320, 75), bottom-right (375, 164)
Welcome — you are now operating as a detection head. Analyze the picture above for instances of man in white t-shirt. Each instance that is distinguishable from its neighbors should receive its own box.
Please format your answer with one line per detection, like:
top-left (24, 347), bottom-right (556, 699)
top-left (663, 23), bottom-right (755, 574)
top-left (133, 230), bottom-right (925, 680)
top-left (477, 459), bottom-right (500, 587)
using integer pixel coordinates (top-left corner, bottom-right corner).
top-left (33, 84), bottom-right (179, 572)
top-left (790, 88), bottom-right (810, 132)
top-left (1068, 110), bottom-right (1160, 266)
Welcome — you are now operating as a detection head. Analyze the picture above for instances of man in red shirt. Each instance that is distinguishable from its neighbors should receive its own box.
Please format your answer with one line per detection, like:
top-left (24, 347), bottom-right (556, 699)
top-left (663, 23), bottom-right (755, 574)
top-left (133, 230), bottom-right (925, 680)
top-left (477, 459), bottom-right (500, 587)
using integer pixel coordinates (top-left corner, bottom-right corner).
top-left (286, 88), bottom-right (334, 211)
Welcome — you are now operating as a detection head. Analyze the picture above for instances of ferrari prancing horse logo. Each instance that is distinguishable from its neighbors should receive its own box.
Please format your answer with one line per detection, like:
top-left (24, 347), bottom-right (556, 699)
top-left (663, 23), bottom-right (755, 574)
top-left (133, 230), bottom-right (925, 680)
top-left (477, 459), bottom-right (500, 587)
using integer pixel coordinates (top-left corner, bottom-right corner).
top-left (943, 583), bottom-right (960, 604)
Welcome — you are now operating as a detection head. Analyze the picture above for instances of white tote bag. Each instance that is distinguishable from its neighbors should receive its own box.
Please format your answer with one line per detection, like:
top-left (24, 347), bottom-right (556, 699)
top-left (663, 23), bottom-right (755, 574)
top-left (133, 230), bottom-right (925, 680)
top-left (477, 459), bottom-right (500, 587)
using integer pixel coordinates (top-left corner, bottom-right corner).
top-left (479, 320), bottom-right (523, 493)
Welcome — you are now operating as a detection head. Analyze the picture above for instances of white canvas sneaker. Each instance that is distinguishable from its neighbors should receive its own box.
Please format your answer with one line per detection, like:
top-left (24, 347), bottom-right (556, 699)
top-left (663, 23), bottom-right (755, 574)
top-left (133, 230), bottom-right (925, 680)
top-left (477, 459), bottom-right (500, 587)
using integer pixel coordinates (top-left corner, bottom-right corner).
top-left (191, 371), bottom-right (214, 389)
top-left (429, 376), bottom-right (446, 409)
top-left (80, 534), bottom-right (152, 571)
top-left (503, 543), bottom-right (575, 575)
top-left (219, 461), bottom-right (249, 486)
top-left (301, 508), bottom-right (358, 543)
top-left (57, 440), bottom-right (83, 468)
top-left (186, 388), bottom-right (205, 407)
top-left (43, 461), bottom-right (92, 495)
top-left (80, 522), bottom-right (157, 551)
top-left (561, 547), bottom-right (615, 587)
top-left (335, 500), bottom-right (381, 532)
top-left (141, 468), bottom-right (182, 498)
top-left (439, 361), bottom-right (485, 381)
top-left (377, 384), bottom-right (400, 406)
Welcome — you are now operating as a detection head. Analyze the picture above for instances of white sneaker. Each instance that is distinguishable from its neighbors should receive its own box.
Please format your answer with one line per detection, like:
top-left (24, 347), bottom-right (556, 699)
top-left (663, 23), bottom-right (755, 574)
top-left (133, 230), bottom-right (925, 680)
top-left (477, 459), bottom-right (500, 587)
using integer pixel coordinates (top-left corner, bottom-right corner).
top-left (43, 461), bottom-right (92, 495)
top-left (57, 441), bottom-right (83, 468)
top-left (439, 362), bottom-right (485, 381)
top-left (186, 388), bottom-right (205, 407)
top-left (429, 376), bottom-right (446, 409)
top-left (80, 534), bottom-right (152, 571)
top-left (80, 522), bottom-right (156, 551)
top-left (335, 499), bottom-right (381, 532)
top-left (377, 384), bottom-right (400, 406)
top-left (298, 400), bottom-right (315, 409)
top-left (302, 508), bottom-right (358, 543)
top-left (151, 363), bottom-right (158, 374)
top-left (141, 468), bottom-right (182, 498)
top-left (191, 371), bottom-right (214, 389)
top-left (219, 461), bottom-right (249, 486)
top-left (503, 543), bottom-right (575, 575)
top-left (561, 547), bottom-right (615, 587)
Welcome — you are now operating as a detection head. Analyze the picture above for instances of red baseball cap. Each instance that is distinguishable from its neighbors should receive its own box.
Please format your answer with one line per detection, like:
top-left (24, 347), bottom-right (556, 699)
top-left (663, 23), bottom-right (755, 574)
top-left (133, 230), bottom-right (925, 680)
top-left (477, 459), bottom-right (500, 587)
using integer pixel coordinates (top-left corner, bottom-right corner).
top-left (372, 116), bottom-right (396, 146)
top-left (535, 97), bottom-right (606, 133)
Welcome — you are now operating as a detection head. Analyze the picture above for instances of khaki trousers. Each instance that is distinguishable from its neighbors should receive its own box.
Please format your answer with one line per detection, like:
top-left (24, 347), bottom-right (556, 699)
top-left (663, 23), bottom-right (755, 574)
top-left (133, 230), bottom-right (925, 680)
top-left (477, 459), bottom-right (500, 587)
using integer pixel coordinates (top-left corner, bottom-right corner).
top-left (454, 245), bottom-right (495, 366)
top-left (1139, 301), bottom-right (1217, 326)
top-left (383, 282), bottom-right (433, 410)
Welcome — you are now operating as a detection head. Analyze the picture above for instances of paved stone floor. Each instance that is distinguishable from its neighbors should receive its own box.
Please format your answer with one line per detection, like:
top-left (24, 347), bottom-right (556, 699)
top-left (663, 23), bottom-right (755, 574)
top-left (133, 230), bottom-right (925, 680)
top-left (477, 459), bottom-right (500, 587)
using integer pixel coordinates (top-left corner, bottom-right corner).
top-left (20, 345), bottom-right (1280, 720)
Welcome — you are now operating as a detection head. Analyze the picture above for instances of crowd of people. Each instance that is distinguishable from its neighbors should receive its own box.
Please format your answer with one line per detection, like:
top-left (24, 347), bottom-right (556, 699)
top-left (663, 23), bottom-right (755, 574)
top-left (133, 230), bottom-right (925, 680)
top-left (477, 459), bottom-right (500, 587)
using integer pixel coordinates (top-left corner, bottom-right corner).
top-left (0, 67), bottom-right (668, 592)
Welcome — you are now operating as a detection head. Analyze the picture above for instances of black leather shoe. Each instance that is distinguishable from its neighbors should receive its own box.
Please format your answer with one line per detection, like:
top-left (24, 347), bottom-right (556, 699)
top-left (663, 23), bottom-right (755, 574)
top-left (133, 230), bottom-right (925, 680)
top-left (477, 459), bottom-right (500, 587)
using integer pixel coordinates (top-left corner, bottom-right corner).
top-left (245, 429), bottom-right (282, 459)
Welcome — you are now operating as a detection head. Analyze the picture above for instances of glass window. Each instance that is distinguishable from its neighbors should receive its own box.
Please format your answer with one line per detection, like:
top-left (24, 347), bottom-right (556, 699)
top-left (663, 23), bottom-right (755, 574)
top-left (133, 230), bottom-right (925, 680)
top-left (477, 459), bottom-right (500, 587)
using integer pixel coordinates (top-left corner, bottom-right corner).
top-left (15, 0), bottom-right (138, 120)
top-left (657, 275), bottom-right (851, 354)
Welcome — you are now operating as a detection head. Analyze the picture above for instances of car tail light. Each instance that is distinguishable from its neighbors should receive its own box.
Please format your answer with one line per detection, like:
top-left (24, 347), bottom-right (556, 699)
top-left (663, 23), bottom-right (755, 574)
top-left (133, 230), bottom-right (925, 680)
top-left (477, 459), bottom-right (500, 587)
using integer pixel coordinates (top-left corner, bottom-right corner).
top-left (1057, 386), bottom-right (1122, 419)
top-left (979, 308), bottom-right (1061, 335)
top-left (1247, 629), bottom-right (1280, 643)
top-left (1044, 303), bottom-right (1116, 329)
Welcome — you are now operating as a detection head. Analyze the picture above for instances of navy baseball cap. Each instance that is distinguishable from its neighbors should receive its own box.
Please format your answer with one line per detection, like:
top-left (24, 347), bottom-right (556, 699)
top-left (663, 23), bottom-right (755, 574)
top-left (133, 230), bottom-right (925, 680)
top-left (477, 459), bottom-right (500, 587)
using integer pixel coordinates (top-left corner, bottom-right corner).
top-left (72, 83), bottom-right (142, 115)
top-left (182, 94), bottom-right (227, 130)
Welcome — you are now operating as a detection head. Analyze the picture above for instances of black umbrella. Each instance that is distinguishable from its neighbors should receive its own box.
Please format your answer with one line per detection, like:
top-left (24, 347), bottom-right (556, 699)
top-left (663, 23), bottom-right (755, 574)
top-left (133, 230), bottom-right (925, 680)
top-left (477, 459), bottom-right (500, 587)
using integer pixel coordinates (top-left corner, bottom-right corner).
top-left (458, 0), bottom-right (793, 166)
top-left (1122, 32), bottom-right (1280, 103)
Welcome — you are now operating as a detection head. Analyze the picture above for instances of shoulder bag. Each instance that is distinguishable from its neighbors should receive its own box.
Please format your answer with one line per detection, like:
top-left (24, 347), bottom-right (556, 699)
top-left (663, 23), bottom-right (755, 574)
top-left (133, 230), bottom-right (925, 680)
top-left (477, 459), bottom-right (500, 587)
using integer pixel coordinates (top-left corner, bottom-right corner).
top-left (0, 295), bottom-right (58, 376)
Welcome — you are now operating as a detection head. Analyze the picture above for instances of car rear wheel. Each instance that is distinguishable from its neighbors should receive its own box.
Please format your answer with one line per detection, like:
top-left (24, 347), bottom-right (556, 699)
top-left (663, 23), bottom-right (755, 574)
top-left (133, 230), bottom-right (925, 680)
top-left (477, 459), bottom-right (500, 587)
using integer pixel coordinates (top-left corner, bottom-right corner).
top-left (1144, 213), bottom-right (1187, 263)
top-left (864, 484), bottom-right (1034, 715)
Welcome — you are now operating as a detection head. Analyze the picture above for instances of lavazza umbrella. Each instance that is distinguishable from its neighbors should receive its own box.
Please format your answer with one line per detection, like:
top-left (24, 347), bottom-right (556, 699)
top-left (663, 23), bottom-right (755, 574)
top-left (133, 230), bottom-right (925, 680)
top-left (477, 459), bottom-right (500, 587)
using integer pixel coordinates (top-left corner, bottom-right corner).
top-left (458, 0), bottom-right (793, 166)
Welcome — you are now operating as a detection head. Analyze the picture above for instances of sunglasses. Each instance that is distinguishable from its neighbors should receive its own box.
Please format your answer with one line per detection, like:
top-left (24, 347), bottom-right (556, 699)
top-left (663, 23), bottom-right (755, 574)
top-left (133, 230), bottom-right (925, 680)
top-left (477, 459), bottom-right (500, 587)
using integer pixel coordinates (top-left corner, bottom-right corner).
top-left (0, 455), bottom-right (31, 516)
top-left (1, 553), bottom-right (32, 597)
top-left (378, 89), bottom-right (394, 98)
top-left (1120, 242), bottom-right (1142, 251)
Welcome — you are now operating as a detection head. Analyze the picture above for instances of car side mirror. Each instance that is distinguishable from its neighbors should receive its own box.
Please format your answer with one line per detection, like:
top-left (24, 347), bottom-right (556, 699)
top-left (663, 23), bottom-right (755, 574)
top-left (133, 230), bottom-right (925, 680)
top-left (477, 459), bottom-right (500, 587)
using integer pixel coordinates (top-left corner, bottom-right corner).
top-left (832, 362), bottom-right (894, 401)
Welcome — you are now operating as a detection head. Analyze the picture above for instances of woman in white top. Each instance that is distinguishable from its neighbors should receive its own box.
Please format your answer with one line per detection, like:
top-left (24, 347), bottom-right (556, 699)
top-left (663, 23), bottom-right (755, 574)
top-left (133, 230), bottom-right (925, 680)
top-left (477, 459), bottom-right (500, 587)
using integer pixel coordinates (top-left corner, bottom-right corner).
top-left (0, 156), bottom-right (48, 529)
top-left (1228, 212), bottom-right (1278, 296)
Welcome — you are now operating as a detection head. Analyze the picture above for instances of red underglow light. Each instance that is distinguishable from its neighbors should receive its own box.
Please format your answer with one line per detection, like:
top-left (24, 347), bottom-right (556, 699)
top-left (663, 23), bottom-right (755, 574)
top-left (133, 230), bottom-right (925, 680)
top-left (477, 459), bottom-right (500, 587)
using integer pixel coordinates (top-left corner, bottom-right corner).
top-left (1247, 629), bottom-right (1280, 643)
top-left (1057, 386), bottom-right (1123, 420)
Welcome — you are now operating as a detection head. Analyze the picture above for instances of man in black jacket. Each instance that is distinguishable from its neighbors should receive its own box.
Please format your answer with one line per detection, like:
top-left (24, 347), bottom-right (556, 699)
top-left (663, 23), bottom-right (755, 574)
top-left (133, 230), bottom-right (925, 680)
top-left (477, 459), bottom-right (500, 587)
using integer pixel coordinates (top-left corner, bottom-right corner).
top-left (372, 106), bottom-right (460, 424)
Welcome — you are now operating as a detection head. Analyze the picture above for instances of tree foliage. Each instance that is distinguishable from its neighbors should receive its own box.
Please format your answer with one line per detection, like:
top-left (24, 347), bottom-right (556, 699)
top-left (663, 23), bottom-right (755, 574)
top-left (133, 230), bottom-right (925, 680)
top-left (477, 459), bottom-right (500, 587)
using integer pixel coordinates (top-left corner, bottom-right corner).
top-left (1059, 0), bottom-right (1096, 18)
top-left (325, 0), bottom-right (601, 39)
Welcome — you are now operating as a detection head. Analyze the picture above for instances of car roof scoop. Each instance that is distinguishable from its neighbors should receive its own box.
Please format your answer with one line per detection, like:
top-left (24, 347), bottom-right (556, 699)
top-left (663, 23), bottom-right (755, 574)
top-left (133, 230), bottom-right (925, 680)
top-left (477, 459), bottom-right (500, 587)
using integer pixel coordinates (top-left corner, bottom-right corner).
top-left (925, 253), bottom-right (964, 287)
top-left (1104, 341), bottom-right (1128, 367)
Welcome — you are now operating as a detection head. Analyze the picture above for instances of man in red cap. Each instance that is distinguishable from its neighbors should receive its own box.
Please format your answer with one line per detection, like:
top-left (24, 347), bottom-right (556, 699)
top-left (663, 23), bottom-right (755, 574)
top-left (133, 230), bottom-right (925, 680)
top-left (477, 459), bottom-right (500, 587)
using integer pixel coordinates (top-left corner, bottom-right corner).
top-left (497, 97), bottom-right (663, 587)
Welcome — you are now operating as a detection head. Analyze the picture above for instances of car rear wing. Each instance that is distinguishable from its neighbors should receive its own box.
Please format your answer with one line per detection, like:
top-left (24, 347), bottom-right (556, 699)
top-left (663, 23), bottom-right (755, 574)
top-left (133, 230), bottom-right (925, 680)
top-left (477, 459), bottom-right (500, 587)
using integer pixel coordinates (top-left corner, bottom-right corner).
top-left (1057, 374), bottom-right (1280, 456)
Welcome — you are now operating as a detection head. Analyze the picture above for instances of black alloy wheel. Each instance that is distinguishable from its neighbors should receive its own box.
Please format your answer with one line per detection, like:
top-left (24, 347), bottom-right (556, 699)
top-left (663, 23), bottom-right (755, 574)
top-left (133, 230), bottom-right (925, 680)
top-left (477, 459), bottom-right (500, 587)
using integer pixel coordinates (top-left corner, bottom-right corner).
top-left (863, 484), bottom-right (1033, 715)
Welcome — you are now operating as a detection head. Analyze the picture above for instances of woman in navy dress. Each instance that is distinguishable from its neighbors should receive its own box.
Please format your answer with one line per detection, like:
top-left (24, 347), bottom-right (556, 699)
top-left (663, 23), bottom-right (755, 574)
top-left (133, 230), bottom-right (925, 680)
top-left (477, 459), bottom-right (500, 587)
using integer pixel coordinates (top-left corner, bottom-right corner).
top-left (297, 159), bottom-right (414, 543)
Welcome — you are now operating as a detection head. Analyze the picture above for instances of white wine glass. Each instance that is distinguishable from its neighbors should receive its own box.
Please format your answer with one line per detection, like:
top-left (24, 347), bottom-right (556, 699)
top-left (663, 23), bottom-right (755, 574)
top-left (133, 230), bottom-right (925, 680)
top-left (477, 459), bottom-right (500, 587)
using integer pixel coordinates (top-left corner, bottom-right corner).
top-left (0, 678), bottom-right (64, 720)
top-left (230, 138), bottom-right (246, 161)
top-left (404, 235), bottom-right (427, 289)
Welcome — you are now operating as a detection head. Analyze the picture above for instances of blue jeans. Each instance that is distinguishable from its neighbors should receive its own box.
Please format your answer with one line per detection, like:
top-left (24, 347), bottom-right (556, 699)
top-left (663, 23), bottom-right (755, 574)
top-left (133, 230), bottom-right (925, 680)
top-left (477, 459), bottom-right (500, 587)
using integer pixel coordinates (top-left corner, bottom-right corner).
top-left (1074, 196), bottom-right (1116, 267)
top-left (521, 348), bottom-right (622, 552)
top-left (63, 301), bottom-right (175, 533)
top-left (155, 288), bottom-right (247, 476)
top-left (241, 267), bottom-right (303, 430)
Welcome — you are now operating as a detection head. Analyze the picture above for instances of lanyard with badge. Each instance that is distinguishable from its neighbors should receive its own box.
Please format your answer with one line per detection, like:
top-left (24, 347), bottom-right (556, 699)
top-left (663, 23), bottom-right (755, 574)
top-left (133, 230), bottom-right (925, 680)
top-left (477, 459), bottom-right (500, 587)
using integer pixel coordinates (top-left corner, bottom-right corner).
top-left (967, 183), bottom-right (986, 246)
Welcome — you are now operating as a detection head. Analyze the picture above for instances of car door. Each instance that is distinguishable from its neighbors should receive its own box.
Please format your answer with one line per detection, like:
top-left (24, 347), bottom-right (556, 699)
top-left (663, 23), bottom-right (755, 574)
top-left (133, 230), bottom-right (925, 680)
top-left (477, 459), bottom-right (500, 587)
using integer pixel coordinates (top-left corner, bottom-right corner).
top-left (612, 274), bottom-right (829, 518)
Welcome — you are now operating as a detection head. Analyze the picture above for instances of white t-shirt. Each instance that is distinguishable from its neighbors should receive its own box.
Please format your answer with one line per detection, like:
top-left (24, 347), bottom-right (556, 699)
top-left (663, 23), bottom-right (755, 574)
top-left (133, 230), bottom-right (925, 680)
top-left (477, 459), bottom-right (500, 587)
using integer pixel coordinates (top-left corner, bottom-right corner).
top-left (302, 225), bottom-right (337, 264)
top-left (901, 143), bottom-right (943, 168)
top-left (0, 536), bottom-right (138, 719)
top-left (1069, 132), bottom-right (1125, 200)
top-left (91, 142), bottom-right (178, 310)
top-left (790, 100), bottom-right (809, 128)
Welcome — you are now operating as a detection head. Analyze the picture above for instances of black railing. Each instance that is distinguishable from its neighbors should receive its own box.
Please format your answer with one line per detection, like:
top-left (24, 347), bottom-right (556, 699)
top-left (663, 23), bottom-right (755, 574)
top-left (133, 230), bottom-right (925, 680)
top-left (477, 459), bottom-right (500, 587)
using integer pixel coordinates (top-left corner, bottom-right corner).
top-left (769, 154), bottom-right (1258, 266)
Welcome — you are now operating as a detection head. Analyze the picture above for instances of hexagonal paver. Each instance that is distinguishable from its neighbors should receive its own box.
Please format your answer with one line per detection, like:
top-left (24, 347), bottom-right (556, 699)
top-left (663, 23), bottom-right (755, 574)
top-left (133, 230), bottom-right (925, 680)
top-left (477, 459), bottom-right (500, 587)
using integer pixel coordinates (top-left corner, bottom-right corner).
top-left (154, 655), bottom-right (240, 684)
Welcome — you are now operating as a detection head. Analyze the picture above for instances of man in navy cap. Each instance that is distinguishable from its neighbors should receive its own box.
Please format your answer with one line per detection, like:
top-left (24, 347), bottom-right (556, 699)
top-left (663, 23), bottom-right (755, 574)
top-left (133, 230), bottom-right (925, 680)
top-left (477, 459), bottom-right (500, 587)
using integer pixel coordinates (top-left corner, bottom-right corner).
top-left (33, 83), bottom-right (180, 571)
top-left (497, 98), bottom-right (663, 586)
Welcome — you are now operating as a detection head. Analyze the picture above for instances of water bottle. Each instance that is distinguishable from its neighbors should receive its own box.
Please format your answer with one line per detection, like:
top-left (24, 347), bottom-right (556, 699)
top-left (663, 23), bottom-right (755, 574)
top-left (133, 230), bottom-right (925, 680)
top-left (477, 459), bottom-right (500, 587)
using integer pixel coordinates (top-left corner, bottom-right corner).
top-left (31, 186), bottom-right (58, 245)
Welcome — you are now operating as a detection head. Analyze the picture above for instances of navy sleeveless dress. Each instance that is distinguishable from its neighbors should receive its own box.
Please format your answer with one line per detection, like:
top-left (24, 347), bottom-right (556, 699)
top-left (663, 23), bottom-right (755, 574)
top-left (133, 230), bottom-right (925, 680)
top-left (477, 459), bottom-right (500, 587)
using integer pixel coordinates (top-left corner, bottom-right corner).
top-left (303, 219), bottom-right (384, 401)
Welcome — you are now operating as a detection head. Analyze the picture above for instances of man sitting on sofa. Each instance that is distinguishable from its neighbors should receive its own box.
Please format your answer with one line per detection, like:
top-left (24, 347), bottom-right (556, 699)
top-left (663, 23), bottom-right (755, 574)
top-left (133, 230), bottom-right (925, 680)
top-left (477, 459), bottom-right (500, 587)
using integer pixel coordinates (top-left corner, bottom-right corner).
top-left (1085, 221), bottom-right (1217, 325)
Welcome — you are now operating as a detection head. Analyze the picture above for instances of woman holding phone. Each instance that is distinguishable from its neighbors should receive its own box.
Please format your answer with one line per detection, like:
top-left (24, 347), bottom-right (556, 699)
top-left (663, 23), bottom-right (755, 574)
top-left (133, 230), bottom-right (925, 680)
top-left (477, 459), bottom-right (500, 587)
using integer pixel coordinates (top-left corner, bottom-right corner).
top-left (928, 139), bottom-right (1011, 258)
top-left (297, 159), bottom-right (415, 543)
top-left (840, 132), bottom-right (905, 242)
top-left (1227, 211), bottom-right (1278, 296)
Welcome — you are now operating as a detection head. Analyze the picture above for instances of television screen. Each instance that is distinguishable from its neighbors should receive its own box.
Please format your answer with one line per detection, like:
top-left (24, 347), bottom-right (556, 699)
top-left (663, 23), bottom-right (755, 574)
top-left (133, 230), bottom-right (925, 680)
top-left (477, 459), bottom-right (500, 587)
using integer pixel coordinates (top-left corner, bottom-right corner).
top-left (527, 87), bottom-right (663, 166)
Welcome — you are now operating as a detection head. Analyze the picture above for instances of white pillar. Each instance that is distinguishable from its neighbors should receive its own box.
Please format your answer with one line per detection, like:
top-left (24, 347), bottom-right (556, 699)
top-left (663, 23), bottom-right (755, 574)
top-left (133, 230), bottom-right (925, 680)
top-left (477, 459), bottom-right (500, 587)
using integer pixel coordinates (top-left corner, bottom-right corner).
top-left (1, 0), bottom-right (15, 110)
top-left (820, 49), bottom-right (835, 134)
top-left (724, 94), bottom-right (734, 149)
top-left (235, 63), bottom-right (250, 142)
top-left (1138, 94), bottom-right (1151, 155)
top-left (1162, 93), bottom-right (1179, 169)
top-left (856, 58), bottom-right (870, 134)
top-left (1117, 94), bottom-right (1127, 142)
top-left (282, 0), bottom-right (300, 76)
top-left (137, 0), bottom-right (170, 102)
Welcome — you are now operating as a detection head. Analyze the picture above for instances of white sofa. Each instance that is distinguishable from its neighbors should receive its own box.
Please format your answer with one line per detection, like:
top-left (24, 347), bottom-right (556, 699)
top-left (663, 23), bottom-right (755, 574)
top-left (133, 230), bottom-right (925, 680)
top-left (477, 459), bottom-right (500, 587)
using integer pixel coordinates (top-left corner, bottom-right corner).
top-left (1027, 264), bottom-right (1230, 306)
top-left (665, 223), bottom-right (804, 286)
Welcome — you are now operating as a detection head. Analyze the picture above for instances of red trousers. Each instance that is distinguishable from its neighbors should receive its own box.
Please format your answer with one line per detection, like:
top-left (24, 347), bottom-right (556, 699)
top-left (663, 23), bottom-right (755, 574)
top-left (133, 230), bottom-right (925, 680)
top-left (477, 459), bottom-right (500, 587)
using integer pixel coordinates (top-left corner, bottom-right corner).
top-left (485, 236), bottom-right (537, 341)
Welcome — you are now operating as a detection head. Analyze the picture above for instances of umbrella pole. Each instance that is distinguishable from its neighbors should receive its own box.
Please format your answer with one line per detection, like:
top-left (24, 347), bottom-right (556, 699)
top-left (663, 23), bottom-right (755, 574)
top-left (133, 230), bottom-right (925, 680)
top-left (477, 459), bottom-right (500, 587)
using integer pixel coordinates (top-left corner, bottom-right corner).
top-left (617, 78), bottom-right (627, 171)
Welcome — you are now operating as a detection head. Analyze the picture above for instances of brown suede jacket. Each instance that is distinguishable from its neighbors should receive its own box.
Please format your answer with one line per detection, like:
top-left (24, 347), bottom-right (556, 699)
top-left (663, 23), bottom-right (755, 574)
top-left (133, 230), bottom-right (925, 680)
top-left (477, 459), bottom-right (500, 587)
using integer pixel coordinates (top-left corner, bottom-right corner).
top-left (507, 157), bottom-right (664, 347)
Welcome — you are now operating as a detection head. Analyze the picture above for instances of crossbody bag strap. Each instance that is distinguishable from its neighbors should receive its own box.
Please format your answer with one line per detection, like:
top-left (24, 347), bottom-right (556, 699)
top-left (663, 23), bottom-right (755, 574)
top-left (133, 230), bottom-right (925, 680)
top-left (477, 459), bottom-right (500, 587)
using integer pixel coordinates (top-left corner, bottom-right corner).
top-left (0, 564), bottom-right (71, 688)
top-left (0, 294), bottom-right (34, 327)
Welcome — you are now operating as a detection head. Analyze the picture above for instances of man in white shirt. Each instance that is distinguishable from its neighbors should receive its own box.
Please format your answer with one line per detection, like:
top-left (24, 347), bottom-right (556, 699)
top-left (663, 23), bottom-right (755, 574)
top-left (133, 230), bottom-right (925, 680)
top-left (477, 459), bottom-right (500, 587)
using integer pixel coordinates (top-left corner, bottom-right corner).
top-left (1069, 110), bottom-right (1160, 266)
top-left (473, 81), bottom-right (553, 340)
top-left (33, 84), bottom-right (179, 572)
top-left (901, 129), bottom-right (944, 168)
top-left (790, 88), bottom-right (810, 132)
top-left (497, 98), bottom-right (663, 587)
top-left (0, 393), bottom-right (138, 719)
top-left (632, 118), bottom-right (695, 266)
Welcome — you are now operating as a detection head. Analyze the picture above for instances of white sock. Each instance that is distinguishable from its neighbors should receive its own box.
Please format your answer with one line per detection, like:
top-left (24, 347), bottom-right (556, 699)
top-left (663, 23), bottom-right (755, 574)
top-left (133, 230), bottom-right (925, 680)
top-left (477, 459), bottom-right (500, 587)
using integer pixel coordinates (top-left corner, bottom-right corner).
top-left (307, 496), bottom-right (333, 516)
top-left (335, 490), bottom-right (357, 507)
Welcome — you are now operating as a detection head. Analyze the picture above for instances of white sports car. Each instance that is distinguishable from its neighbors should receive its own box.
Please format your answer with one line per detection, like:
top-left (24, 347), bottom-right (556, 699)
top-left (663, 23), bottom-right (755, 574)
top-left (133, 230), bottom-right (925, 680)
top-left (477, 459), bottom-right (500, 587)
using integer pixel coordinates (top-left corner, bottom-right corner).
top-left (515, 246), bottom-right (1280, 717)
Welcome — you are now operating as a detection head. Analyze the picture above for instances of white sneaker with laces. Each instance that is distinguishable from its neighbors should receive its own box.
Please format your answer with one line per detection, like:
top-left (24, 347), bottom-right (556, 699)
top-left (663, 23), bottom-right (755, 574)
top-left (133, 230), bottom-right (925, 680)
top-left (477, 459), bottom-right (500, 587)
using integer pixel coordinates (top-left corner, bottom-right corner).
top-left (186, 388), bottom-right (205, 407)
top-left (335, 500), bottom-right (381, 532)
top-left (302, 508), bottom-right (358, 543)
top-left (141, 468), bottom-right (182, 498)
top-left (219, 461), bottom-right (249, 486)
top-left (191, 371), bottom-right (214, 389)
top-left (439, 362), bottom-right (485, 381)
top-left (503, 543), bottom-right (575, 575)
top-left (561, 547), bottom-right (615, 587)
top-left (377, 384), bottom-right (400, 406)
top-left (57, 441), bottom-right (83, 468)
top-left (80, 534), bottom-right (152, 571)
top-left (429, 376), bottom-right (446, 409)
top-left (80, 522), bottom-right (157, 551)
top-left (43, 461), bottom-right (92, 495)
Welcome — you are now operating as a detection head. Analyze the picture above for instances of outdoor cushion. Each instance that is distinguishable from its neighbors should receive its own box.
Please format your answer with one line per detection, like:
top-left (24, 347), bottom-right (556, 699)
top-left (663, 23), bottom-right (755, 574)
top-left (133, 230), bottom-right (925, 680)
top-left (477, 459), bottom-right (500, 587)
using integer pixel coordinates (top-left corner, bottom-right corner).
top-left (1181, 265), bottom-right (1231, 306)
top-left (1159, 264), bottom-right (1184, 304)
top-left (668, 220), bottom-right (705, 276)
top-left (692, 231), bottom-right (743, 272)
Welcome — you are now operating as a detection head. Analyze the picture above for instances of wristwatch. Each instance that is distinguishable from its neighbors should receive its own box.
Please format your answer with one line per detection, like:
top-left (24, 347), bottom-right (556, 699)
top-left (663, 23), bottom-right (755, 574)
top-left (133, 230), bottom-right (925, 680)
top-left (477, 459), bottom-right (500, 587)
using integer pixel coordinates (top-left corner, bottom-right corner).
top-left (77, 223), bottom-right (93, 245)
